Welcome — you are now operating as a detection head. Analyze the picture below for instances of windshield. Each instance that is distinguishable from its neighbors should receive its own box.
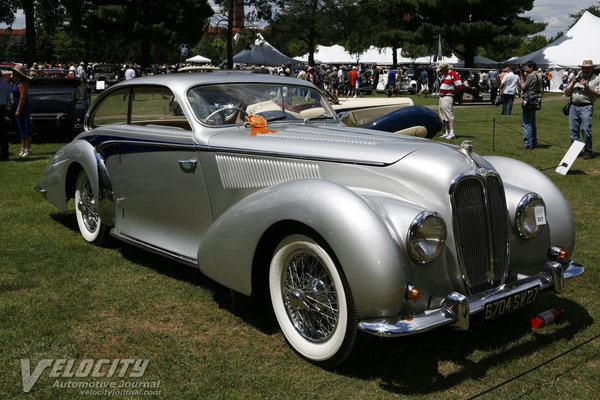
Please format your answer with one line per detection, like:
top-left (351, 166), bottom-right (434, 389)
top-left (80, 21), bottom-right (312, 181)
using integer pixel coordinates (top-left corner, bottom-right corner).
top-left (186, 83), bottom-right (337, 126)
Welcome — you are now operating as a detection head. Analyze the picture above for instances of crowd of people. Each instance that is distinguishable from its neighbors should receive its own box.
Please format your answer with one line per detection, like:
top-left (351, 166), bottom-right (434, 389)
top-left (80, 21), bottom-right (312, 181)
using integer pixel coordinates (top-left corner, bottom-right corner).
top-left (436, 59), bottom-right (599, 157)
top-left (1, 58), bottom-right (598, 161)
top-left (263, 63), bottom-right (422, 98)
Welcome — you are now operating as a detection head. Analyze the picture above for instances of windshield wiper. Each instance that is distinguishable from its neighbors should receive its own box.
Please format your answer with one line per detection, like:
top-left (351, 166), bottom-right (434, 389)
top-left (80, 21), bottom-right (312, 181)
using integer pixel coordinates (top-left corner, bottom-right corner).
top-left (303, 114), bottom-right (335, 124)
top-left (266, 115), bottom-right (288, 122)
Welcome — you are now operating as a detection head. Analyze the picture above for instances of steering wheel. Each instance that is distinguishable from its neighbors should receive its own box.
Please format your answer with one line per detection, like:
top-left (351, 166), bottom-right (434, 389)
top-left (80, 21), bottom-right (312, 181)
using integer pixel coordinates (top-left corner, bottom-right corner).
top-left (203, 106), bottom-right (248, 124)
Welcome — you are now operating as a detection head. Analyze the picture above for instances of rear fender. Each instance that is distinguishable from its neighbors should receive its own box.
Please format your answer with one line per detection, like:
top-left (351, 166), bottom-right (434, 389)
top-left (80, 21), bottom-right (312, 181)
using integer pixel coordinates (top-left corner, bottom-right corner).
top-left (38, 139), bottom-right (114, 225)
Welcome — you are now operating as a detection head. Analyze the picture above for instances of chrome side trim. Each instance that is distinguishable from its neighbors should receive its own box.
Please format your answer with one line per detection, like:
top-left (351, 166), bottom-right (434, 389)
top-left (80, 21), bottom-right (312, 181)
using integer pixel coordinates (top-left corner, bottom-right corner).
top-left (110, 230), bottom-right (198, 267)
top-left (358, 260), bottom-right (585, 337)
top-left (215, 154), bottom-right (320, 190)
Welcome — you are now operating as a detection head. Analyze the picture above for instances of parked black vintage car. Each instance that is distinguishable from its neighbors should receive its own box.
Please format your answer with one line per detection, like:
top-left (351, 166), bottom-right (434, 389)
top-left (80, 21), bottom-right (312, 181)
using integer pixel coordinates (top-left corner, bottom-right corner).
top-left (29, 76), bottom-right (91, 135)
top-left (89, 64), bottom-right (121, 92)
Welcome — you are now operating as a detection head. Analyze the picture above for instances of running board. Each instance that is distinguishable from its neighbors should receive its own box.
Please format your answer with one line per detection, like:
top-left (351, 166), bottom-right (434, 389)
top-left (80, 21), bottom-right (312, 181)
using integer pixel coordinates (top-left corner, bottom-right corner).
top-left (110, 230), bottom-right (198, 267)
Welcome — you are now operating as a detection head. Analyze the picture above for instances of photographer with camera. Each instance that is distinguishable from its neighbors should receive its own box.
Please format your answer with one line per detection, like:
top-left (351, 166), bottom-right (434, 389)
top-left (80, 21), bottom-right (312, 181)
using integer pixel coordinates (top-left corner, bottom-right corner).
top-left (564, 60), bottom-right (600, 160)
top-left (518, 61), bottom-right (543, 150)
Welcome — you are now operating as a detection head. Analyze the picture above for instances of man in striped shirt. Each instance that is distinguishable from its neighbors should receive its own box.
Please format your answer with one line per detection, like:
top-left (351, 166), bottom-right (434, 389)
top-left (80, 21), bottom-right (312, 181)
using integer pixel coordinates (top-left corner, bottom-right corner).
top-left (437, 62), bottom-right (463, 140)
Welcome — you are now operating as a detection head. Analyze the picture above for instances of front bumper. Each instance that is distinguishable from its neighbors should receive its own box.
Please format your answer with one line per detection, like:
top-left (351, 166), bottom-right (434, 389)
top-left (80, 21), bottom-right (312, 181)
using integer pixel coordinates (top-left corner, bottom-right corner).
top-left (358, 260), bottom-right (585, 337)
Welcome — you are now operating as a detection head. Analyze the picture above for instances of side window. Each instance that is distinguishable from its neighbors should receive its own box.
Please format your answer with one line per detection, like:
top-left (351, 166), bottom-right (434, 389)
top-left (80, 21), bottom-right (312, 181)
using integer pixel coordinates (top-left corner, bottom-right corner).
top-left (91, 88), bottom-right (129, 127)
top-left (131, 86), bottom-right (191, 130)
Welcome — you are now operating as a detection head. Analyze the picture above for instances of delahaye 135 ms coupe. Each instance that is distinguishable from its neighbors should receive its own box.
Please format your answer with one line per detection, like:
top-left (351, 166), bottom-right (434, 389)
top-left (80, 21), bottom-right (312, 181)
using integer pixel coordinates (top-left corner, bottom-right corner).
top-left (36, 72), bottom-right (584, 367)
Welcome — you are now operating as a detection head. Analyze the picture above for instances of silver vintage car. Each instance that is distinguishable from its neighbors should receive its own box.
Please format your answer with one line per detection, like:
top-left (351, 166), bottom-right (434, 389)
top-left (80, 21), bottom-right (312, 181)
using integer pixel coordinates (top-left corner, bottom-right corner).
top-left (36, 72), bottom-right (584, 367)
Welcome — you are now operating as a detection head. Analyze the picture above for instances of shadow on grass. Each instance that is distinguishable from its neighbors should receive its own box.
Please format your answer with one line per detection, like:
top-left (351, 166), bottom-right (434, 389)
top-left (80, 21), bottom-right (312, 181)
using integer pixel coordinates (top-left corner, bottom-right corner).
top-left (50, 211), bottom-right (279, 335)
top-left (336, 295), bottom-right (593, 396)
top-left (118, 243), bottom-right (279, 335)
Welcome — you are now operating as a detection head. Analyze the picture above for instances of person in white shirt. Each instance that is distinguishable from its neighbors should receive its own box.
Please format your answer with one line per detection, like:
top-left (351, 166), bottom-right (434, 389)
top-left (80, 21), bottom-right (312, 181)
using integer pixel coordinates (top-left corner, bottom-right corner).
top-left (77, 62), bottom-right (86, 79)
top-left (124, 65), bottom-right (136, 80)
top-left (498, 65), bottom-right (520, 115)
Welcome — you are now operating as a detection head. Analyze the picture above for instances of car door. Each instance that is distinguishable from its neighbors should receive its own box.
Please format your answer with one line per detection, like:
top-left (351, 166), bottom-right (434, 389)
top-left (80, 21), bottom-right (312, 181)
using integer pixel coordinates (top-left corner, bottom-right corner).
top-left (99, 85), bottom-right (212, 262)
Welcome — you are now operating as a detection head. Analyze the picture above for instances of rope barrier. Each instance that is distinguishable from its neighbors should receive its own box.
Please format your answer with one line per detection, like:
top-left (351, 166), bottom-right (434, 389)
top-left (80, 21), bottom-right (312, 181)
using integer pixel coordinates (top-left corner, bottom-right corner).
top-left (467, 332), bottom-right (600, 399)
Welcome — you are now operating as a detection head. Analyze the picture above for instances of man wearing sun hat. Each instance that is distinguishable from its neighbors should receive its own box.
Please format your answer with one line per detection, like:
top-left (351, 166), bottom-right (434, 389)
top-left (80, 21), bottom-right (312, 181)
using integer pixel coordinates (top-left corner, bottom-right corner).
top-left (565, 59), bottom-right (600, 159)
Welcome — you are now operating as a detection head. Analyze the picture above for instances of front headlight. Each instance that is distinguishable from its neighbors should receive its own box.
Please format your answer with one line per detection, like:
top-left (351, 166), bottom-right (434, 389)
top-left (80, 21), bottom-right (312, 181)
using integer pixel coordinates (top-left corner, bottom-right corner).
top-left (515, 193), bottom-right (546, 239)
top-left (407, 211), bottom-right (447, 264)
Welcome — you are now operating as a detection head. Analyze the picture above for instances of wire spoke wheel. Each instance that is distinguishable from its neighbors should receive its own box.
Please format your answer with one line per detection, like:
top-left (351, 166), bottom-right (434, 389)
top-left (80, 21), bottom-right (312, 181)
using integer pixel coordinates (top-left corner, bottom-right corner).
top-left (283, 249), bottom-right (338, 342)
top-left (75, 170), bottom-right (106, 244)
top-left (269, 234), bottom-right (357, 367)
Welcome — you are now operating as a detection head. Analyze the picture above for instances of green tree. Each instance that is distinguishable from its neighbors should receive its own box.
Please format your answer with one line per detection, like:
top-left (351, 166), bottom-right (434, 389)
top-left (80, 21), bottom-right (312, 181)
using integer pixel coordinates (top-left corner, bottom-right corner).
top-left (3, 34), bottom-right (27, 61)
top-left (516, 34), bottom-right (547, 57)
top-left (569, 2), bottom-right (600, 26)
top-left (1, 0), bottom-right (69, 65)
top-left (88, 1), bottom-right (213, 67)
top-left (266, 0), bottom-right (345, 65)
top-left (416, 0), bottom-right (546, 67)
top-left (351, 0), bottom-right (419, 67)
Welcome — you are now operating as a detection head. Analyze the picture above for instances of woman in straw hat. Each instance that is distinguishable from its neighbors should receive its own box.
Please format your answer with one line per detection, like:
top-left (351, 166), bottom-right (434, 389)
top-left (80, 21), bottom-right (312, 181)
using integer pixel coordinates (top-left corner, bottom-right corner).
top-left (11, 64), bottom-right (33, 156)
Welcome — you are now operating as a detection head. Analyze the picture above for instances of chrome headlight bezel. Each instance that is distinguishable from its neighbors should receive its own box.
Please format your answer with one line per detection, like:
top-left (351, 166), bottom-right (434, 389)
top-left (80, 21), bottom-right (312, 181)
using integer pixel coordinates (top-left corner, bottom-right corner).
top-left (515, 193), bottom-right (546, 239)
top-left (407, 211), bottom-right (447, 264)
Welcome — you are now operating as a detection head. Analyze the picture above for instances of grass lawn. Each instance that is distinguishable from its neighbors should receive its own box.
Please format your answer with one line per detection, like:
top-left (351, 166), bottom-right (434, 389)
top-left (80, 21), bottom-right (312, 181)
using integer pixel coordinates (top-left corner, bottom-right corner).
top-left (0, 95), bottom-right (598, 399)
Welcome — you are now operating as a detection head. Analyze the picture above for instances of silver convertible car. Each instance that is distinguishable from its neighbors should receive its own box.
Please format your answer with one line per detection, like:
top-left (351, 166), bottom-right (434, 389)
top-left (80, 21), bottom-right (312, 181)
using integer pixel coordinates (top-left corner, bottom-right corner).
top-left (36, 72), bottom-right (584, 367)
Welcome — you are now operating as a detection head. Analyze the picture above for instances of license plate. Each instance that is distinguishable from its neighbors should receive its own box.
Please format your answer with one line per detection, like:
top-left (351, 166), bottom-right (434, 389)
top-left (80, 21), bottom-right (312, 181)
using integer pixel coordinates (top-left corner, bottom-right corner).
top-left (483, 286), bottom-right (539, 320)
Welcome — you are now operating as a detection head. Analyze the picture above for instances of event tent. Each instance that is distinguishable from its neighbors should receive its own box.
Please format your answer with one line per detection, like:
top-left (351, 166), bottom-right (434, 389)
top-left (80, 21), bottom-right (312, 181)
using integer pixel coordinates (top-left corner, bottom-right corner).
top-left (507, 11), bottom-right (600, 91)
top-left (454, 55), bottom-right (500, 68)
top-left (232, 35), bottom-right (299, 66)
top-left (186, 55), bottom-right (211, 63)
top-left (295, 44), bottom-right (459, 65)
top-left (295, 45), bottom-right (357, 64)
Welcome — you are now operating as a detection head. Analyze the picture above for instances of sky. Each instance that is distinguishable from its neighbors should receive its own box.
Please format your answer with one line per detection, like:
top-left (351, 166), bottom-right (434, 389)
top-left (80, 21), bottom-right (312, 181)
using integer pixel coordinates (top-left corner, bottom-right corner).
top-left (1, 1), bottom-right (599, 39)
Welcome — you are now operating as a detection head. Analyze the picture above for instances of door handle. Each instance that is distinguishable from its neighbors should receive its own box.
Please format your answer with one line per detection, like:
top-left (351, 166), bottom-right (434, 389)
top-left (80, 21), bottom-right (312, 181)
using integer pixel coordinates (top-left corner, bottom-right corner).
top-left (178, 158), bottom-right (197, 172)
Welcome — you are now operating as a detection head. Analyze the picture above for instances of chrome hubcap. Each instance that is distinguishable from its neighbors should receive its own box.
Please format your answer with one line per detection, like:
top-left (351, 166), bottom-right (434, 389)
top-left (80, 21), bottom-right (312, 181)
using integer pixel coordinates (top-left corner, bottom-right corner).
top-left (78, 178), bottom-right (98, 233)
top-left (282, 249), bottom-right (338, 342)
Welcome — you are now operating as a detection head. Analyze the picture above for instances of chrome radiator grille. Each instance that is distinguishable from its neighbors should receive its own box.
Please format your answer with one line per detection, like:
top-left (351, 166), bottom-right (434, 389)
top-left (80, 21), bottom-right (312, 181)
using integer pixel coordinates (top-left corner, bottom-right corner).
top-left (451, 175), bottom-right (509, 294)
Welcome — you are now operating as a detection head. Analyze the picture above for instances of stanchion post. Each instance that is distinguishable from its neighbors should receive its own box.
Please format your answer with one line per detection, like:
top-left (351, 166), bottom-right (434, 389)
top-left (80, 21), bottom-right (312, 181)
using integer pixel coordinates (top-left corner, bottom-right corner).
top-left (492, 118), bottom-right (496, 152)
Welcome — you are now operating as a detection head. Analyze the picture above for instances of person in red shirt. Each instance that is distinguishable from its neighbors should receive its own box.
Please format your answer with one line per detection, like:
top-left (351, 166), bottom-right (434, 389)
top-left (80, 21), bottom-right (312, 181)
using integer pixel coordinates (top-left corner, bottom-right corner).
top-left (306, 66), bottom-right (318, 86)
top-left (436, 62), bottom-right (463, 140)
top-left (347, 66), bottom-right (358, 97)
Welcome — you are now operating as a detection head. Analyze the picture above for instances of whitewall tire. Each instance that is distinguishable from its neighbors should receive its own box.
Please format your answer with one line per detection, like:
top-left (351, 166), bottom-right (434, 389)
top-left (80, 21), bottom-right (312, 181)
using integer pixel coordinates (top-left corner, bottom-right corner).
top-left (74, 170), bottom-right (106, 244)
top-left (269, 234), bottom-right (357, 367)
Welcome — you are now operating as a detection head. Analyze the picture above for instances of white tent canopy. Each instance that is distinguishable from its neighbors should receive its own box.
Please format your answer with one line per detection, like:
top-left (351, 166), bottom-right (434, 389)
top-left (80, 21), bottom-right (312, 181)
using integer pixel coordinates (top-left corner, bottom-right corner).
top-left (455, 55), bottom-right (500, 67)
top-left (508, 11), bottom-right (600, 69)
top-left (186, 55), bottom-right (211, 63)
top-left (295, 44), bottom-right (459, 65)
top-left (295, 45), bottom-right (357, 64)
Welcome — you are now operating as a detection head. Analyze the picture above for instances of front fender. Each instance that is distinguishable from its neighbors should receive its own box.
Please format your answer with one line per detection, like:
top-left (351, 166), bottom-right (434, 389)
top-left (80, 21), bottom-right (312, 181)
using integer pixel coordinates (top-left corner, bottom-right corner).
top-left (484, 156), bottom-right (575, 256)
top-left (197, 179), bottom-right (405, 318)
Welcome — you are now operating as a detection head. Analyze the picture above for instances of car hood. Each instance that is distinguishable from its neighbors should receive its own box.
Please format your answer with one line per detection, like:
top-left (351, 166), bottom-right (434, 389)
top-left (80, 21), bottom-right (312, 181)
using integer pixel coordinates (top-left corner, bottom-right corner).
top-left (206, 123), bottom-right (435, 165)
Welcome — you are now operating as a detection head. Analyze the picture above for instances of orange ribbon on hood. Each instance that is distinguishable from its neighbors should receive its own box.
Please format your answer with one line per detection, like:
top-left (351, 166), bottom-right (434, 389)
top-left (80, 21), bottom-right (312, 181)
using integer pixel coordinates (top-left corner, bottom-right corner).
top-left (247, 114), bottom-right (277, 136)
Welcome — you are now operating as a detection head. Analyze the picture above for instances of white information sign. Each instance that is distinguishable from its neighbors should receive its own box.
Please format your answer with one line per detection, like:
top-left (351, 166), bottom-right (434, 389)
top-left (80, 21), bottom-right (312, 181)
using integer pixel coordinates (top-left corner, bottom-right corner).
top-left (96, 81), bottom-right (106, 90)
top-left (556, 141), bottom-right (585, 175)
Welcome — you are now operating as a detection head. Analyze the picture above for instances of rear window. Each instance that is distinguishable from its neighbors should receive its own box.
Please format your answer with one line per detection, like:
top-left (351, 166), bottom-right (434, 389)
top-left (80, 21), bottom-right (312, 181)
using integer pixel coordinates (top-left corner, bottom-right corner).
top-left (90, 85), bottom-right (191, 131)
